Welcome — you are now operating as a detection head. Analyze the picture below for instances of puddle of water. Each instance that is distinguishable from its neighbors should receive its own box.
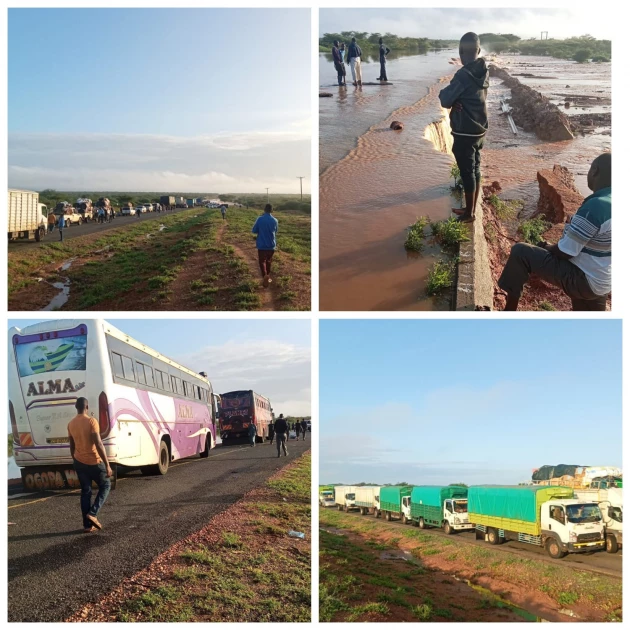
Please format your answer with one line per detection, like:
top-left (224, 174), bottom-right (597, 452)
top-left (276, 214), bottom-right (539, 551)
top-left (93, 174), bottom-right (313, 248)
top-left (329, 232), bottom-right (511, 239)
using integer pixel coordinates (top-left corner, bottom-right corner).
top-left (379, 549), bottom-right (414, 562)
top-left (320, 527), bottom-right (346, 536)
top-left (43, 258), bottom-right (75, 310)
top-left (464, 579), bottom-right (543, 622)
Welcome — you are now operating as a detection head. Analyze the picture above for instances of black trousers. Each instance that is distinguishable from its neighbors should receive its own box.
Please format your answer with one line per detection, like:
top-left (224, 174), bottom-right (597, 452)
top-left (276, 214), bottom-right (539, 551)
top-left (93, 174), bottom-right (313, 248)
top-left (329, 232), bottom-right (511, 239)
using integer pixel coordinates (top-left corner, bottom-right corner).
top-left (451, 134), bottom-right (485, 193)
top-left (379, 60), bottom-right (387, 81)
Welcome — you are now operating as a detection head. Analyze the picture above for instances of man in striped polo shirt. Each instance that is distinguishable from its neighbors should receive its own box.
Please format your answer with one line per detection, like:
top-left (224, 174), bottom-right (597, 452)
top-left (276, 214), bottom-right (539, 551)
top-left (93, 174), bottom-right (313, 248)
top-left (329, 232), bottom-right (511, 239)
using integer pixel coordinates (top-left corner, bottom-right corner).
top-left (499, 153), bottom-right (611, 310)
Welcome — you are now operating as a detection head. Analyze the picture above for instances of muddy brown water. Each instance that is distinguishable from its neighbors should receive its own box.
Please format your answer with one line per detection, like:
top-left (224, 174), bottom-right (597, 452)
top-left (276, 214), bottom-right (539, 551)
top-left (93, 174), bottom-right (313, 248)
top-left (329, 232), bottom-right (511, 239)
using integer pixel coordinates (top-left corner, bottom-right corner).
top-left (320, 51), bottom-right (459, 311)
top-left (320, 52), bottom-right (611, 311)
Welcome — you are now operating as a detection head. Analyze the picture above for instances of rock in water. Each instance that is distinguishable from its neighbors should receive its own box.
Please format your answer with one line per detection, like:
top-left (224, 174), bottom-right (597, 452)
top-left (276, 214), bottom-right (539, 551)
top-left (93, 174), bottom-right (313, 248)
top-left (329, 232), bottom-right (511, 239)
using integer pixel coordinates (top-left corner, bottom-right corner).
top-left (390, 121), bottom-right (404, 130)
top-left (536, 165), bottom-right (583, 224)
top-left (319, 92), bottom-right (333, 98)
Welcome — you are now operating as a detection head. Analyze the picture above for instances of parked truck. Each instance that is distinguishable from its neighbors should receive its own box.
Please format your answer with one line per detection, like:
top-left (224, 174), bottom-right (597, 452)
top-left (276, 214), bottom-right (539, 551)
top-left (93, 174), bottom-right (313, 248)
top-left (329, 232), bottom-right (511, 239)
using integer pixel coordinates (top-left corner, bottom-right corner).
top-left (468, 485), bottom-right (605, 558)
top-left (410, 486), bottom-right (474, 534)
top-left (8, 189), bottom-right (46, 241)
top-left (186, 198), bottom-right (195, 208)
top-left (74, 198), bottom-right (95, 222)
top-left (54, 201), bottom-right (82, 225)
top-left (378, 485), bottom-right (412, 522)
top-left (334, 485), bottom-right (358, 512)
top-left (574, 486), bottom-right (622, 553)
top-left (354, 486), bottom-right (382, 515)
top-left (319, 485), bottom-right (336, 508)
top-left (160, 196), bottom-right (175, 208)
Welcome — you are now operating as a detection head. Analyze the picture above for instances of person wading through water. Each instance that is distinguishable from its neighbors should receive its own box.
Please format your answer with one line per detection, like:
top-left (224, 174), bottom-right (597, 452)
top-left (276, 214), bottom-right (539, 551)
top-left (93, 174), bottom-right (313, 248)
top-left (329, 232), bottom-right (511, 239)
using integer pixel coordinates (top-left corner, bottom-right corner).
top-left (252, 203), bottom-right (278, 288)
top-left (498, 153), bottom-right (611, 311)
top-left (438, 32), bottom-right (489, 223)
top-left (332, 40), bottom-right (345, 87)
top-left (377, 37), bottom-right (390, 81)
top-left (347, 37), bottom-right (363, 87)
top-left (67, 397), bottom-right (113, 532)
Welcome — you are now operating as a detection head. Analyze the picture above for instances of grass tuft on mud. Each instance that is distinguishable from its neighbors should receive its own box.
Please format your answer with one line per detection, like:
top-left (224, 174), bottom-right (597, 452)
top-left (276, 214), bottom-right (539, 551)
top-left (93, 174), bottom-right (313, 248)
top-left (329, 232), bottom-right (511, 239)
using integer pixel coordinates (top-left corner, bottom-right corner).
top-left (426, 259), bottom-right (457, 296)
top-left (404, 217), bottom-right (430, 252)
top-left (518, 215), bottom-right (552, 245)
top-left (431, 217), bottom-right (470, 248)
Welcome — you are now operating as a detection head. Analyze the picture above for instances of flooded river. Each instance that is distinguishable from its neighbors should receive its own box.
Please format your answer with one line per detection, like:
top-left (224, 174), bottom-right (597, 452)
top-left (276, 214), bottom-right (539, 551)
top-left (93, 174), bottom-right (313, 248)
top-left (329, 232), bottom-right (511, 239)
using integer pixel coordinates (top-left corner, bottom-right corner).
top-left (320, 50), bottom-right (611, 311)
top-left (320, 49), bottom-right (458, 311)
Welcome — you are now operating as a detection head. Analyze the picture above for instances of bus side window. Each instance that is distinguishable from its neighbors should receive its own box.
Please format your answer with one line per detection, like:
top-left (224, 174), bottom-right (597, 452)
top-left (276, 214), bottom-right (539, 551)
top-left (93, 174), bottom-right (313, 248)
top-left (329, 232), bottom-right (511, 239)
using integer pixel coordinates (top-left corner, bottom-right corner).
top-left (112, 352), bottom-right (124, 378)
top-left (155, 369), bottom-right (163, 390)
top-left (163, 373), bottom-right (171, 392)
top-left (136, 362), bottom-right (146, 385)
top-left (122, 356), bottom-right (135, 381)
top-left (145, 365), bottom-right (155, 387)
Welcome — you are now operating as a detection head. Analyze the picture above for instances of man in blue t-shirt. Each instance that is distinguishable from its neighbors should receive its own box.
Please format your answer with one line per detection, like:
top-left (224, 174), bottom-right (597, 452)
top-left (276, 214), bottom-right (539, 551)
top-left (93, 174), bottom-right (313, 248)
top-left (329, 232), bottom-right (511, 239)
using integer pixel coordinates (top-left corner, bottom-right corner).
top-left (252, 204), bottom-right (278, 287)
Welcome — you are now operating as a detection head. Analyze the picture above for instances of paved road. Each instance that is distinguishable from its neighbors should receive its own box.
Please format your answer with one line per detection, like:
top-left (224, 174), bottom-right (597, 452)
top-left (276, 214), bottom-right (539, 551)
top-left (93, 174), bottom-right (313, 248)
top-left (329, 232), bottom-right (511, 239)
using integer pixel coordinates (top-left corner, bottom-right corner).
top-left (322, 508), bottom-right (622, 578)
top-left (8, 437), bottom-right (310, 622)
top-left (8, 207), bottom-right (196, 250)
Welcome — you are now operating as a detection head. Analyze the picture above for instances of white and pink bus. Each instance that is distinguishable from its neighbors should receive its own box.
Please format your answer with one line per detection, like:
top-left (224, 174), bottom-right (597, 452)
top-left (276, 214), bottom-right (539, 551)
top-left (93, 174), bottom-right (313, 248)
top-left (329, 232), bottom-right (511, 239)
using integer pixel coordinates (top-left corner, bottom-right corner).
top-left (8, 319), bottom-right (219, 490)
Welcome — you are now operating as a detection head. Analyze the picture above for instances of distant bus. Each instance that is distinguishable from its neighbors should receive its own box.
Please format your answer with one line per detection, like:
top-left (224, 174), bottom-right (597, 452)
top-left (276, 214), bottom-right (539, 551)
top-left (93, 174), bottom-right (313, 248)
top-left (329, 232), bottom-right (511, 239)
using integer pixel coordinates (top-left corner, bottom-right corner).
top-left (219, 390), bottom-right (273, 443)
top-left (8, 319), bottom-right (220, 490)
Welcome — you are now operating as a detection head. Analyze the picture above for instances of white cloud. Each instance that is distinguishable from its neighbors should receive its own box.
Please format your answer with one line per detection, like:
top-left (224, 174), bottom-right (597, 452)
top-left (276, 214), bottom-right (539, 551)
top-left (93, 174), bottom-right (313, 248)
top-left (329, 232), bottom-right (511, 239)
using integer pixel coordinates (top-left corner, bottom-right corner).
top-left (8, 126), bottom-right (311, 193)
top-left (175, 340), bottom-right (311, 417)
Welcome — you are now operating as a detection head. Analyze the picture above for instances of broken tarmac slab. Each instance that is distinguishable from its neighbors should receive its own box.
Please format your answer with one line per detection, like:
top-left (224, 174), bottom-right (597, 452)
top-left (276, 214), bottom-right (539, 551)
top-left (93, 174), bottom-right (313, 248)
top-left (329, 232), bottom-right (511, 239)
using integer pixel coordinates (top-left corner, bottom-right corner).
top-left (455, 199), bottom-right (494, 311)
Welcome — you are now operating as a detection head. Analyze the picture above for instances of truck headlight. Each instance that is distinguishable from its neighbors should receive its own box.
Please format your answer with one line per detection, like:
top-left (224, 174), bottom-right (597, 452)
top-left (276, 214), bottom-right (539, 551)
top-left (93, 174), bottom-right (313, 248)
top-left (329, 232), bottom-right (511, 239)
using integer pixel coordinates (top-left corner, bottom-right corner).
top-left (569, 532), bottom-right (577, 542)
top-left (454, 517), bottom-right (461, 524)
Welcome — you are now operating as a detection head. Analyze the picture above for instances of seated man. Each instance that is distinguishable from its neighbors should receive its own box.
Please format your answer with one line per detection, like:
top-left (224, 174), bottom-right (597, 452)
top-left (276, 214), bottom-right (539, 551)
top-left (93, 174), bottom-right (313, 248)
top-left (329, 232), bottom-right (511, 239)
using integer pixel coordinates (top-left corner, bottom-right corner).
top-left (498, 153), bottom-right (611, 311)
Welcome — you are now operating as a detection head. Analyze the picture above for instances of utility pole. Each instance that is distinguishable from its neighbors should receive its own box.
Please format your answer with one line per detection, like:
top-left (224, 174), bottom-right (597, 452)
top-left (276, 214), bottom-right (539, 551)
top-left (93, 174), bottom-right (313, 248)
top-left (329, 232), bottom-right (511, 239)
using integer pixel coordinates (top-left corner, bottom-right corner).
top-left (297, 176), bottom-right (305, 201)
top-left (265, 188), bottom-right (270, 203)
top-left (541, 31), bottom-right (548, 40)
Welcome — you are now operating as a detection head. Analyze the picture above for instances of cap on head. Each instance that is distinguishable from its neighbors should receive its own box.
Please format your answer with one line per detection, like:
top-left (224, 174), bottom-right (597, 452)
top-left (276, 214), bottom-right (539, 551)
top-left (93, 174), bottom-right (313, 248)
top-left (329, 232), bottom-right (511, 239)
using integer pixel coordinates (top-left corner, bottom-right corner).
top-left (75, 397), bottom-right (88, 413)
top-left (459, 32), bottom-right (481, 62)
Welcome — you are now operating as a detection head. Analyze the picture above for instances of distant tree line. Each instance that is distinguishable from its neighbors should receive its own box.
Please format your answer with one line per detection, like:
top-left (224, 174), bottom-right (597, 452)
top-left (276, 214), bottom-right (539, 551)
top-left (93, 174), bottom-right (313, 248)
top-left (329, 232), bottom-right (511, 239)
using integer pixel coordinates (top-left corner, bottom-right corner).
top-left (479, 33), bottom-right (611, 63)
top-left (319, 31), bottom-right (457, 53)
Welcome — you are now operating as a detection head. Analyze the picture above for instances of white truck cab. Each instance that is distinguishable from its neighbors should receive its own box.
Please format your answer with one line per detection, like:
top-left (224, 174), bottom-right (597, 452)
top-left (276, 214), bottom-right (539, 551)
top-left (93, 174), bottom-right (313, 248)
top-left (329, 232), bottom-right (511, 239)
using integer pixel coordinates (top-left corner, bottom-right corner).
top-left (444, 498), bottom-right (474, 532)
top-left (319, 490), bottom-right (335, 508)
top-left (541, 499), bottom-right (605, 557)
top-left (334, 485), bottom-right (358, 512)
top-left (575, 487), bottom-right (622, 553)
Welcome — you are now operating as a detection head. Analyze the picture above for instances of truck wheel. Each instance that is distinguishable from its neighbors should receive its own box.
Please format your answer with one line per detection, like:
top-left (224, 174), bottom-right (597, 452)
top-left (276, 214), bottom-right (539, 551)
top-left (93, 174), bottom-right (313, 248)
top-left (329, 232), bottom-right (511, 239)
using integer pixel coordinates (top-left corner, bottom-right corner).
top-left (35, 227), bottom-right (43, 242)
top-left (418, 518), bottom-right (426, 529)
top-left (545, 537), bottom-right (566, 559)
top-left (606, 534), bottom-right (619, 554)
top-left (338, 504), bottom-right (343, 511)
top-left (385, 511), bottom-right (391, 522)
top-left (374, 509), bottom-right (379, 518)
top-left (487, 528), bottom-right (502, 545)
top-left (402, 514), bottom-right (408, 525)
top-left (444, 521), bottom-right (453, 535)
top-left (360, 507), bottom-right (366, 516)
top-left (343, 505), bottom-right (348, 513)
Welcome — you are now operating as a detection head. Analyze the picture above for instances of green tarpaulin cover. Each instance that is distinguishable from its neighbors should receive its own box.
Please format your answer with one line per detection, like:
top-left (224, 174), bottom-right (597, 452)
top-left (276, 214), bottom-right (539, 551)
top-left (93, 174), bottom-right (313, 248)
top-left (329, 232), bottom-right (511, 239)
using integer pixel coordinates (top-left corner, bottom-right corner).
top-left (379, 486), bottom-right (412, 505)
top-left (410, 486), bottom-right (468, 507)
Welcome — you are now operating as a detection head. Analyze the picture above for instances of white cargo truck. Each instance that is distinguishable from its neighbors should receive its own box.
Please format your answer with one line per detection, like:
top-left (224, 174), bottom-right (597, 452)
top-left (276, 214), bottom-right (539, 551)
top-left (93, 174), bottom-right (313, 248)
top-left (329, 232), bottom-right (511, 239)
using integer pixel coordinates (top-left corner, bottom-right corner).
top-left (575, 487), bottom-right (622, 553)
top-left (334, 485), bottom-right (358, 512)
top-left (8, 189), bottom-right (46, 242)
top-left (354, 486), bottom-right (382, 515)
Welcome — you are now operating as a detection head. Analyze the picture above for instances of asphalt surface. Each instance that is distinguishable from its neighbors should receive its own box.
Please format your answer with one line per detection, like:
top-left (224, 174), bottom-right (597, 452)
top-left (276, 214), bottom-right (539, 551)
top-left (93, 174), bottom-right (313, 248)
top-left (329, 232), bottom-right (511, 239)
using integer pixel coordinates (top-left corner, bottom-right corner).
top-left (8, 436), bottom-right (311, 622)
top-left (8, 207), bottom-right (194, 250)
top-left (321, 508), bottom-right (622, 578)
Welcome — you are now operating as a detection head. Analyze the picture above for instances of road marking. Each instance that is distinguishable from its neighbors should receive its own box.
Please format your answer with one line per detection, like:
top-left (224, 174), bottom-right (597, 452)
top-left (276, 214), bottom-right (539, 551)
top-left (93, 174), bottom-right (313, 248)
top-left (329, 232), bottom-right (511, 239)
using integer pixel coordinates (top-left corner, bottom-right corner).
top-left (8, 445), bottom-right (251, 509)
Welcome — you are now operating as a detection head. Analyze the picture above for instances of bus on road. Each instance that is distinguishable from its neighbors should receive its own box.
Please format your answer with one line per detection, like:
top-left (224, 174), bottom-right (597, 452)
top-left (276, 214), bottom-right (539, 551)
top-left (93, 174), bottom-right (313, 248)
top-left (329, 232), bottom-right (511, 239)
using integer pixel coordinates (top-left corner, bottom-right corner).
top-left (218, 390), bottom-right (273, 443)
top-left (8, 319), bottom-right (219, 490)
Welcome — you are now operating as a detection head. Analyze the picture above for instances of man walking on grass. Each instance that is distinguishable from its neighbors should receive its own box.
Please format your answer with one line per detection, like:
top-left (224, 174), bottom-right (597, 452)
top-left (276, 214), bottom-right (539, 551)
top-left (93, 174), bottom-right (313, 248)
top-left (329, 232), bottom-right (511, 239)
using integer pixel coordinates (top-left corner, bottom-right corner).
top-left (252, 203), bottom-right (278, 288)
top-left (274, 414), bottom-right (288, 458)
top-left (347, 37), bottom-right (363, 87)
top-left (438, 32), bottom-right (489, 223)
top-left (498, 153), bottom-right (611, 311)
top-left (67, 397), bottom-right (112, 532)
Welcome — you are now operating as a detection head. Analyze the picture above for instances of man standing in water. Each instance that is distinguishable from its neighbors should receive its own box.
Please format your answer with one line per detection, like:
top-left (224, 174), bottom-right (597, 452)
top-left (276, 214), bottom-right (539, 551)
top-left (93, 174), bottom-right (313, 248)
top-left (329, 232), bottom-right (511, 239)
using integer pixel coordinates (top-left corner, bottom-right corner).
top-left (498, 153), bottom-right (611, 311)
top-left (252, 203), bottom-right (278, 288)
top-left (377, 37), bottom-right (390, 81)
top-left (438, 32), bottom-right (489, 223)
top-left (332, 40), bottom-right (345, 87)
top-left (347, 37), bottom-right (363, 87)
top-left (67, 397), bottom-right (112, 532)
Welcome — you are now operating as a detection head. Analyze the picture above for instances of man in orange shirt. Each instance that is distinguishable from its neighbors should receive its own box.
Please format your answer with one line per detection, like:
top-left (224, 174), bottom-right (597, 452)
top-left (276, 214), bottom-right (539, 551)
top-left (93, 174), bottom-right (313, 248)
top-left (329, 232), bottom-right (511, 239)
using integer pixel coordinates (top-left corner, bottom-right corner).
top-left (68, 397), bottom-right (113, 532)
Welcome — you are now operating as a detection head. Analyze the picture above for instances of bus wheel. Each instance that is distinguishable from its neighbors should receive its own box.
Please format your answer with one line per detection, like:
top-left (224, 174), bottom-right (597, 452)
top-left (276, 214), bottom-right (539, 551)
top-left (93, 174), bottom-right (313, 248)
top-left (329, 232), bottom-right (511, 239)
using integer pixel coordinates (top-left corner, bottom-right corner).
top-left (200, 434), bottom-right (211, 458)
top-left (140, 441), bottom-right (169, 475)
top-left (606, 535), bottom-right (618, 554)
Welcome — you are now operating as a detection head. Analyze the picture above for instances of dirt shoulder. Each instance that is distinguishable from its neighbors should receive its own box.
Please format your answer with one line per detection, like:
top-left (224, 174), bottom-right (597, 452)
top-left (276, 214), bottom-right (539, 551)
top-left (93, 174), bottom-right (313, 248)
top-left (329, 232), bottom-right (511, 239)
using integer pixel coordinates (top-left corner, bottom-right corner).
top-left (8, 207), bottom-right (311, 311)
top-left (320, 509), bottom-right (621, 623)
top-left (67, 452), bottom-right (311, 622)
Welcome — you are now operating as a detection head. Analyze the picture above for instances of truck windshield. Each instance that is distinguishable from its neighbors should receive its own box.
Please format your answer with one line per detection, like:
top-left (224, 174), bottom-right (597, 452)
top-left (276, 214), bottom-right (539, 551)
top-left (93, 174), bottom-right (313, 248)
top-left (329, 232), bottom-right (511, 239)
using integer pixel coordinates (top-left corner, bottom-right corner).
top-left (346, 494), bottom-right (355, 500)
top-left (566, 504), bottom-right (602, 524)
top-left (453, 500), bottom-right (468, 513)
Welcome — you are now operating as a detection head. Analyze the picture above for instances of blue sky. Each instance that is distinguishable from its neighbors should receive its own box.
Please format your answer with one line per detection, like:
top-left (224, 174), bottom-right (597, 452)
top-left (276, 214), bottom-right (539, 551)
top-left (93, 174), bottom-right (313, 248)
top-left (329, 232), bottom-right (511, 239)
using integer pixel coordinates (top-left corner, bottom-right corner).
top-left (320, 8), bottom-right (613, 40)
top-left (9, 8), bottom-right (310, 193)
top-left (320, 319), bottom-right (622, 485)
top-left (8, 318), bottom-right (311, 419)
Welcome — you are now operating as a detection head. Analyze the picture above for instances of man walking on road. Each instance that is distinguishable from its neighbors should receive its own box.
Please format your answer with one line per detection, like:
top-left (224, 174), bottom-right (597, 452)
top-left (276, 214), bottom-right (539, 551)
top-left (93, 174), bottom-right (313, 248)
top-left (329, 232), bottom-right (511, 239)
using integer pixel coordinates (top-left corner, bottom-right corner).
top-left (67, 397), bottom-right (112, 532)
top-left (252, 203), bottom-right (278, 288)
top-left (248, 422), bottom-right (257, 447)
top-left (57, 213), bottom-right (65, 241)
top-left (274, 414), bottom-right (288, 457)
top-left (498, 153), bottom-right (611, 311)
top-left (269, 421), bottom-right (275, 445)
top-left (47, 212), bottom-right (56, 234)
top-left (377, 37), bottom-right (390, 81)
top-left (347, 37), bottom-right (363, 87)
top-left (300, 418), bottom-right (308, 440)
